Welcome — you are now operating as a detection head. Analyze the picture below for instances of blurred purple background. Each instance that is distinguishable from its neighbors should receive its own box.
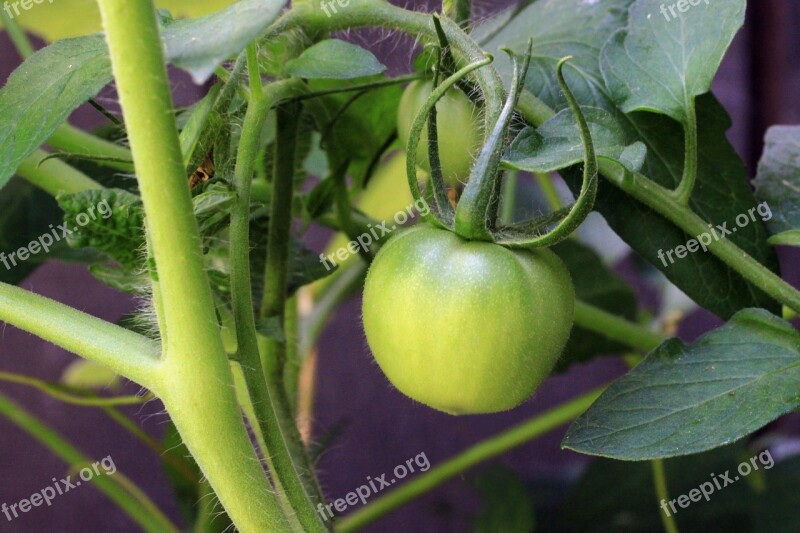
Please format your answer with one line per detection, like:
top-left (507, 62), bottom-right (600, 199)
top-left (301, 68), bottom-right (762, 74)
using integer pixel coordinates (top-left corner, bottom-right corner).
top-left (1, 1), bottom-right (799, 531)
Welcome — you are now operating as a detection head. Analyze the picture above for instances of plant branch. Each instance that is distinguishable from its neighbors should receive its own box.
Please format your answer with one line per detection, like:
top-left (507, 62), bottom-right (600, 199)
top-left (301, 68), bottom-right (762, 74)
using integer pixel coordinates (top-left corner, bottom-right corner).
top-left (337, 386), bottom-right (606, 531)
top-left (228, 70), bottom-right (323, 530)
top-left (574, 301), bottom-right (665, 353)
top-left (0, 6), bottom-right (34, 58)
top-left (95, 1), bottom-right (286, 530)
top-left (16, 149), bottom-right (103, 195)
top-left (47, 124), bottom-right (135, 173)
top-left (0, 283), bottom-right (160, 389)
top-left (259, 98), bottom-right (330, 528)
top-left (673, 98), bottom-right (698, 205)
top-left (0, 391), bottom-right (179, 532)
top-left (0, 371), bottom-right (152, 407)
top-left (515, 90), bottom-right (800, 314)
top-left (652, 459), bottom-right (680, 533)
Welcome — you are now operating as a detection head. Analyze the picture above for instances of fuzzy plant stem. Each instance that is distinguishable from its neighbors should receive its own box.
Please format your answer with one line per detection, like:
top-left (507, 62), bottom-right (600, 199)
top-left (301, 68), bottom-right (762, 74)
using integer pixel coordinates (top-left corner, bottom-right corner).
top-left (95, 1), bottom-right (288, 530)
top-left (228, 52), bottom-right (326, 529)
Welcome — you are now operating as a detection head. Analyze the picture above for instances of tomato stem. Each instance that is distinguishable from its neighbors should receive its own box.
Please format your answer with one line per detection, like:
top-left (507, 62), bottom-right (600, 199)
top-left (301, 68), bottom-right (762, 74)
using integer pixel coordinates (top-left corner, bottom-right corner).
top-left (96, 1), bottom-right (287, 529)
top-left (455, 47), bottom-right (529, 240)
top-left (337, 386), bottom-right (607, 531)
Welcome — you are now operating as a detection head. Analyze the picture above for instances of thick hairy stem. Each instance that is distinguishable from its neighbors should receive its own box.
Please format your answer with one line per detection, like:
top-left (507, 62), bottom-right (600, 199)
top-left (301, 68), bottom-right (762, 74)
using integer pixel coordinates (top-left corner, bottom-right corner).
top-left (95, 1), bottom-right (286, 530)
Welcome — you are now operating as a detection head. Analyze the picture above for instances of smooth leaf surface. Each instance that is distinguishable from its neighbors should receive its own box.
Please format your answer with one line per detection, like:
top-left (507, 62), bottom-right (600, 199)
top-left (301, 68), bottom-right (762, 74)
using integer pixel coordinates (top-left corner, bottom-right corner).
top-left (286, 39), bottom-right (386, 80)
top-left (481, 0), bottom-right (780, 318)
top-left (563, 309), bottom-right (800, 460)
top-left (754, 126), bottom-right (800, 235)
top-left (601, 0), bottom-right (745, 122)
top-left (505, 106), bottom-right (646, 173)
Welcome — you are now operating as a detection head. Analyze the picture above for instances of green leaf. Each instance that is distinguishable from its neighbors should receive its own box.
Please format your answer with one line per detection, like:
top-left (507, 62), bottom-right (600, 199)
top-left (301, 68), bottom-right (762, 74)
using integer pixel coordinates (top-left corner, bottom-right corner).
top-left (754, 126), bottom-right (800, 235)
top-left (0, 178), bottom-right (64, 283)
top-left (563, 309), bottom-right (800, 460)
top-left (161, 0), bottom-right (288, 84)
top-left (57, 188), bottom-right (146, 269)
top-left (505, 106), bottom-right (646, 173)
top-left (482, 0), bottom-right (780, 318)
top-left (553, 239), bottom-right (638, 371)
top-left (0, 0), bottom-right (286, 187)
top-left (768, 230), bottom-right (800, 248)
top-left (285, 39), bottom-right (386, 80)
top-left (601, 0), bottom-right (746, 123)
top-left (0, 35), bottom-right (111, 188)
top-left (561, 444), bottom-right (757, 531)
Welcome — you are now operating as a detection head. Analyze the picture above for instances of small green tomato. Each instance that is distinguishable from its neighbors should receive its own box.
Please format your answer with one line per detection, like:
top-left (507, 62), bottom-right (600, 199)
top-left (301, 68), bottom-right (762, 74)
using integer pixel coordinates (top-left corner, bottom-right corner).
top-left (362, 225), bottom-right (575, 415)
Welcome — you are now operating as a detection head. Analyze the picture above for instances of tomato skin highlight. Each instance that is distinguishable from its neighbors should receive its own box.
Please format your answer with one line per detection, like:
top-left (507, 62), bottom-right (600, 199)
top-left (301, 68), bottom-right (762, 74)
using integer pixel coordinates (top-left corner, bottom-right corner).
top-left (362, 225), bottom-right (575, 414)
top-left (397, 81), bottom-right (483, 185)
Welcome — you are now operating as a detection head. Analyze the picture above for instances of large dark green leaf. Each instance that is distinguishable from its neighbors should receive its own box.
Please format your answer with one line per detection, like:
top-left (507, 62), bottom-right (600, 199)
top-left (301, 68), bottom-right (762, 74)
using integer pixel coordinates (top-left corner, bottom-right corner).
top-left (754, 126), bottom-right (800, 235)
top-left (553, 239), bottom-right (638, 372)
top-left (563, 309), bottom-right (800, 460)
top-left (482, 0), bottom-right (779, 318)
top-left (600, 0), bottom-right (745, 122)
top-left (285, 39), bottom-right (386, 80)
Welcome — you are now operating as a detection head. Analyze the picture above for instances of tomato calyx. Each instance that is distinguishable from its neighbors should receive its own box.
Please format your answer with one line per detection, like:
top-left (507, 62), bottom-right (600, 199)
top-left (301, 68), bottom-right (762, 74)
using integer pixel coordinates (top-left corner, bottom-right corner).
top-left (405, 30), bottom-right (599, 251)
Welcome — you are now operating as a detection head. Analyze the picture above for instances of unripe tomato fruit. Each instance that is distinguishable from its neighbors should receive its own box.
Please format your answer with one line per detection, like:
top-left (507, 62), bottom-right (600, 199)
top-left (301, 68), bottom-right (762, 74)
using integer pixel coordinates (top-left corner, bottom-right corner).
top-left (362, 225), bottom-right (575, 414)
top-left (397, 81), bottom-right (482, 185)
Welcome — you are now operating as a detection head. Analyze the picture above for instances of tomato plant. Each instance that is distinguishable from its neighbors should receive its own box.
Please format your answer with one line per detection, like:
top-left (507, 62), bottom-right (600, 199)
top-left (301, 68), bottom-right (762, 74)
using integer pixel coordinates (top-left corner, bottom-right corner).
top-left (0, 0), bottom-right (799, 531)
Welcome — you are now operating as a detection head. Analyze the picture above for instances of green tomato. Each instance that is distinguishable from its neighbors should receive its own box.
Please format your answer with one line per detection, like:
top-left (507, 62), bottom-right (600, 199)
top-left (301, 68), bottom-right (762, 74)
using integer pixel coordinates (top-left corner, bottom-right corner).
top-left (397, 80), bottom-right (482, 185)
top-left (362, 225), bottom-right (575, 415)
